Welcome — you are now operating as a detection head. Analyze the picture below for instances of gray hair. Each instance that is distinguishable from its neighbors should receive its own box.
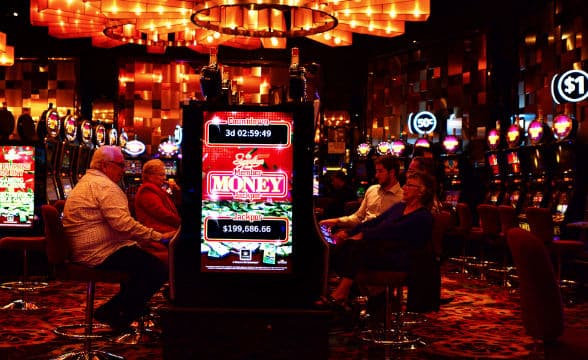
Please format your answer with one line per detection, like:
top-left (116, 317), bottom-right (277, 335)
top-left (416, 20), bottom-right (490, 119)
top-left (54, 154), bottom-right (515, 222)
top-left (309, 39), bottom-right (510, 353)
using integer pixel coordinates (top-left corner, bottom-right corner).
top-left (90, 145), bottom-right (123, 169)
top-left (142, 159), bottom-right (165, 181)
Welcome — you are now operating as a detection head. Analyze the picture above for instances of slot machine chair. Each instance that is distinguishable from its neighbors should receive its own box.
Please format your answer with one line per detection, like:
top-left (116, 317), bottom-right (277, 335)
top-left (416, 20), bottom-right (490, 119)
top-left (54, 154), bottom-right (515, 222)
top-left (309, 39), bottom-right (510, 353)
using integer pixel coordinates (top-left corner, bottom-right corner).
top-left (507, 228), bottom-right (588, 359)
top-left (496, 205), bottom-right (519, 287)
top-left (524, 207), bottom-right (584, 288)
top-left (355, 211), bottom-right (451, 347)
top-left (448, 203), bottom-right (483, 275)
top-left (42, 203), bottom-right (127, 360)
top-left (0, 235), bottom-right (48, 310)
top-left (472, 204), bottom-right (502, 281)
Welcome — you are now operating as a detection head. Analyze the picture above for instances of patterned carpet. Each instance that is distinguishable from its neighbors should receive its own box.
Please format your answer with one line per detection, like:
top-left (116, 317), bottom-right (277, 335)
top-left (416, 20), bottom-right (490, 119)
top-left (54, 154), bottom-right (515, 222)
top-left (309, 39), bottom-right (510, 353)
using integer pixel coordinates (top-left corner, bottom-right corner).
top-left (1, 269), bottom-right (587, 360)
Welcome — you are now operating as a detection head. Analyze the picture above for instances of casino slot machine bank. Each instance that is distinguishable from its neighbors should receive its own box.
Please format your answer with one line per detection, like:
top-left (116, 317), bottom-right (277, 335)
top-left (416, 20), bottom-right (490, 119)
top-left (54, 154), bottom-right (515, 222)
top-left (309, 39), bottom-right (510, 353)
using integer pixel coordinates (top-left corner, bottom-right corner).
top-left (161, 102), bottom-right (329, 359)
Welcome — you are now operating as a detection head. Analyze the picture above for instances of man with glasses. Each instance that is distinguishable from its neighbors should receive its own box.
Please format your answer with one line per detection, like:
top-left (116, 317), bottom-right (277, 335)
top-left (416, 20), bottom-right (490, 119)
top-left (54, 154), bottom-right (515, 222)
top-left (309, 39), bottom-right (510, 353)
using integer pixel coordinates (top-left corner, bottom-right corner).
top-left (63, 145), bottom-right (176, 332)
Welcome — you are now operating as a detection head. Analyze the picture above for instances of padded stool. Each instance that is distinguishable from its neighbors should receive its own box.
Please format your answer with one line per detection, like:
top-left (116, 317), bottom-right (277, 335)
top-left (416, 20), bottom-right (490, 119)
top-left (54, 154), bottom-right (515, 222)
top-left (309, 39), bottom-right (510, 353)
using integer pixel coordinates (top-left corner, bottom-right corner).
top-left (0, 236), bottom-right (48, 310)
top-left (354, 270), bottom-right (426, 349)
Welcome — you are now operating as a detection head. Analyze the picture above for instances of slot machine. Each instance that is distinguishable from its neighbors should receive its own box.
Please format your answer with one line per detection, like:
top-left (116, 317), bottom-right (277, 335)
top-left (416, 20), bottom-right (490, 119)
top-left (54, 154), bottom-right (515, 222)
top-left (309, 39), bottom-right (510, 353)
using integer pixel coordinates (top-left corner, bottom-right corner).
top-left (56, 111), bottom-right (79, 199)
top-left (412, 136), bottom-right (433, 158)
top-left (74, 120), bottom-right (94, 182)
top-left (440, 134), bottom-right (463, 209)
top-left (43, 108), bottom-right (62, 203)
top-left (0, 142), bottom-right (46, 237)
top-left (121, 134), bottom-right (147, 211)
top-left (521, 118), bottom-right (554, 210)
top-left (390, 138), bottom-right (409, 176)
top-left (163, 102), bottom-right (328, 359)
top-left (156, 132), bottom-right (181, 184)
top-left (501, 124), bottom-right (526, 211)
top-left (484, 128), bottom-right (505, 205)
top-left (550, 114), bottom-right (578, 226)
top-left (353, 141), bottom-right (373, 197)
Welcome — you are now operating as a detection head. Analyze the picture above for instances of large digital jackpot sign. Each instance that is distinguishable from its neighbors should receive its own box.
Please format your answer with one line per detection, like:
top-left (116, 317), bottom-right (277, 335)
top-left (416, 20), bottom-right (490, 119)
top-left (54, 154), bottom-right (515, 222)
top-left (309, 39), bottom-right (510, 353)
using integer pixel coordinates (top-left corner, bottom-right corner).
top-left (201, 111), bottom-right (294, 273)
top-left (0, 145), bottom-right (36, 228)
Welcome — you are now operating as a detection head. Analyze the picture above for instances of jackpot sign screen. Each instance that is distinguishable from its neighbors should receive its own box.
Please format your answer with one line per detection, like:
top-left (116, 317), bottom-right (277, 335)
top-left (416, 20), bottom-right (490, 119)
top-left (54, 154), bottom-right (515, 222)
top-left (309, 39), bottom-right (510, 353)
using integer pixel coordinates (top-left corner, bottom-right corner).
top-left (201, 111), bottom-right (293, 274)
top-left (0, 146), bottom-right (35, 228)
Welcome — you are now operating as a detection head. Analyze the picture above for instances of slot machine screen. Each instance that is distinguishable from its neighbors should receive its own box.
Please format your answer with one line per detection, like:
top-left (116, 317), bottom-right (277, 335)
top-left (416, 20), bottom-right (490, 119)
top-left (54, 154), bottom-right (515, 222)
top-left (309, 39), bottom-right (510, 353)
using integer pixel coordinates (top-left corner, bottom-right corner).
top-left (0, 145), bottom-right (36, 228)
top-left (489, 190), bottom-right (500, 205)
top-left (444, 190), bottom-right (460, 207)
top-left (200, 109), bottom-right (294, 274)
top-left (487, 153), bottom-right (501, 176)
top-left (443, 158), bottom-right (460, 176)
top-left (163, 159), bottom-right (177, 177)
top-left (124, 159), bottom-right (143, 176)
top-left (60, 177), bottom-right (73, 198)
top-left (45, 140), bottom-right (58, 172)
top-left (506, 151), bottom-right (521, 174)
top-left (532, 192), bottom-right (543, 206)
top-left (60, 148), bottom-right (72, 173)
top-left (528, 149), bottom-right (546, 176)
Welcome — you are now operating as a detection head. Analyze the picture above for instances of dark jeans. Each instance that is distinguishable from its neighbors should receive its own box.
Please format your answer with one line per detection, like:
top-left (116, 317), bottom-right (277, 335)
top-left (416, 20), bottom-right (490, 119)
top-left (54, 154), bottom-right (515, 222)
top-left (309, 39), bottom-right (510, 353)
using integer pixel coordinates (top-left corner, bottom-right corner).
top-left (95, 245), bottom-right (168, 323)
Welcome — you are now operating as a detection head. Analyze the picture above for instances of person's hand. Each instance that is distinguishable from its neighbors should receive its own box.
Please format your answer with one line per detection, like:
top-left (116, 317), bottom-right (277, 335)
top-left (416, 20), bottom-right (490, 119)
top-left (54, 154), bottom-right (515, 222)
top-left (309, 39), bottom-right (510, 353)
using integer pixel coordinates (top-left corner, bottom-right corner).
top-left (159, 230), bottom-right (178, 245)
top-left (319, 218), bottom-right (338, 227)
top-left (167, 178), bottom-right (181, 191)
top-left (333, 229), bottom-right (349, 243)
top-left (348, 233), bottom-right (363, 241)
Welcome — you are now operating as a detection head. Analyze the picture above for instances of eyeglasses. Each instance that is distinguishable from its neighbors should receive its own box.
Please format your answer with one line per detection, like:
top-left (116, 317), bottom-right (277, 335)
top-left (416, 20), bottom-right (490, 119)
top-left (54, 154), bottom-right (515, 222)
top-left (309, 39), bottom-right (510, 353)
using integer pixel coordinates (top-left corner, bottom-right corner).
top-left (108, 161), bottom-right (125, 169)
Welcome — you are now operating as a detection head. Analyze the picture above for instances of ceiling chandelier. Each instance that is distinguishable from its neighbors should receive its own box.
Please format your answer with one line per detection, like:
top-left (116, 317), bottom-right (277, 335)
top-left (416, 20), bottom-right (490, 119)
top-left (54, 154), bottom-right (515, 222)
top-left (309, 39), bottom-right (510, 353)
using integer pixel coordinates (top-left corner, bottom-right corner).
top-left (30, 0), bottom-right (430, 53)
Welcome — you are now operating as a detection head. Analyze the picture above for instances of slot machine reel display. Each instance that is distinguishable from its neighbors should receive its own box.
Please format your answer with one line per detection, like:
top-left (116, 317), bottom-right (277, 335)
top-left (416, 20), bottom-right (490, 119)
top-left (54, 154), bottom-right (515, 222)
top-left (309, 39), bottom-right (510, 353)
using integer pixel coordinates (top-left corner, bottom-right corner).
top-left (75, 120), bottom-right (94, 182)
top-left (57, 112), bottom-right (78, 198)
top-left (484, 128), bottom-right (505, 205)
top-left (440, 134), bottom-right (462, 209)
top-left (521, 119), bottom-right (554, 210)
top-left (44, 108), bottom-right (62, 202)
top-left (550, 114), bottom-right (578, 224)
top-left (501, 124), bottom-right (525, 211)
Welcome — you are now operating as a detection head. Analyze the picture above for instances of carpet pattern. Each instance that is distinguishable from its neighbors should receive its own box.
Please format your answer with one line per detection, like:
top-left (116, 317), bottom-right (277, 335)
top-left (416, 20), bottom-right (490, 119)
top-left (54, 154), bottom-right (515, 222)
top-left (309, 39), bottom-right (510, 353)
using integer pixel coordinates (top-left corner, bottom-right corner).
top-left (1, 271), bottom-right (586, 359)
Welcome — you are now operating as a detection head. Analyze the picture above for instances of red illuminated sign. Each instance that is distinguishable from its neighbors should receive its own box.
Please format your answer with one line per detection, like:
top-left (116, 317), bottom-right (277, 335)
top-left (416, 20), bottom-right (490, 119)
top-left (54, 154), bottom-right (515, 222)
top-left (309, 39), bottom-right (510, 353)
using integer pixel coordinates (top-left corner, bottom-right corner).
top-left (357, 143), bottom-right (371, 156)
top-left (376, 142), bottom-right (390, 155)
top-left (415, 138), bottom-right (431, 148)
top-left (553, 114), bottom-right (573, 139)
top-left (390, 140), bottom-right (406, 156)
top-left (487, 128), bottom-right (500, 149)
top-left (506, 124), bottom-right (521, 146)
top-left (442, 135), bottom-right (459, 153)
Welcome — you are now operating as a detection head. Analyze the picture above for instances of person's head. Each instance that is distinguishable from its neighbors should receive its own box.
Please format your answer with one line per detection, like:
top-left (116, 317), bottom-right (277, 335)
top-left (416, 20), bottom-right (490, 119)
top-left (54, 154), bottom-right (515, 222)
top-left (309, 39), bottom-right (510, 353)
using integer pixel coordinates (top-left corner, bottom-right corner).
top-left (90, 145), bottom-right (125, 183)
top-left (408, 156), bottom-right (436, 177)
top-left (403, 171), bottom-right (435, 209)
top-left (330, 170), bottom-right (348, 190)
top-left (374, 156), bottom-right (400, 188)
top-left (142, 159), bottom-right (167, 187)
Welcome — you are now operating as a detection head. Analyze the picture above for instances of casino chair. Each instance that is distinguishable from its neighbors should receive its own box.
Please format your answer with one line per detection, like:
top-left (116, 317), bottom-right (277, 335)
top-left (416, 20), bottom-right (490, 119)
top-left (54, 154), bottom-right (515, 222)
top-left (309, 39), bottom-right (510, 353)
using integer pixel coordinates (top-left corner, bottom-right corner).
top-left (448, 203), bottom-right (483, 275)
top-left (355, 211), bottom-right (451, 348)
top-left (506, 228), bottom-right (588, 359)
top-left (495, 205), bottom-right (519, 286)
top-left (42, 203), bottom-right (127, 360)
top-left (0, 235), bottom-right (48, 310)
top-left (470, 204), bottom-right (501, 280)
top-left (524, 207), bottom-right (584, 288)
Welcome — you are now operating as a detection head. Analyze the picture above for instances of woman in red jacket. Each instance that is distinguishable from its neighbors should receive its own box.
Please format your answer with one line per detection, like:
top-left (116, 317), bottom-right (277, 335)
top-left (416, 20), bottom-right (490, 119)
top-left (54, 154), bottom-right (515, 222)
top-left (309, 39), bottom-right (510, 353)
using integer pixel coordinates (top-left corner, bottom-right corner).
top-left (134, 159), bottom-right (181, 263)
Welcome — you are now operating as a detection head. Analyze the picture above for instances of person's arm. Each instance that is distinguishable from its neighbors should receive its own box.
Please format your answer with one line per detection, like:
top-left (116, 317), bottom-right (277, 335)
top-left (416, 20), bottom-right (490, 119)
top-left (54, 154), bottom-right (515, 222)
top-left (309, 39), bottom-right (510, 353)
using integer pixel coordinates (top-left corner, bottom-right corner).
top-left (362, 209), bottom-right (433, 250)
top-left (135, 187), bottom-right (181, 228)
top-left (337, 186), bottom-right (373, 227)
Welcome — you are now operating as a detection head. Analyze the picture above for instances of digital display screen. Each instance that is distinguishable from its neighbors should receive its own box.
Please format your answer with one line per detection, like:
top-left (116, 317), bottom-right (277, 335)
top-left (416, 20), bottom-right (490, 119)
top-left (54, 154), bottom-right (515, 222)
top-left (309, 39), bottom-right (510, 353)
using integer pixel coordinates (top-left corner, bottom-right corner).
top-left (60, 147), bottom-right (72, 173)
top-left (555, 145), bottom-right (575, 174)
top-left (443, 158), bottom-right (459, 176)
top-left (46, 177), bottom-right (59, 203)
top-left (0, 146), bottom-right (35, 228)
top-left (201, 110), bottom-right (293, 274)
top-left (60, 177), bottom-right (73, 198)
top-left (163, 160), bottom-right (177, 177)
top-left (444, 190), bottom-right (460, 207)
top-left (45, 140), bottom-right (58, 172)
top-left (124, 159), bottom-right (143, 176)
top-left (487, 153), bottom-right (501, 176)
top-left (506, 151), bottom-right (521, 174)
top-left (528, 149), bottom-right (545, 175)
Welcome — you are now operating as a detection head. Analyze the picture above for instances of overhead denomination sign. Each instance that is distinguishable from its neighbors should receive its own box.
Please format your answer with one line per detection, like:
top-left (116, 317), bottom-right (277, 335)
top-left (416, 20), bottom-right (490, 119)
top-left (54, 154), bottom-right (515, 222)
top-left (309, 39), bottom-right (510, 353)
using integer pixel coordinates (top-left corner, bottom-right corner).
top-left (408, 111), bottom-right (437, 135)
top-left (551, 69), bottom-right (588, 104)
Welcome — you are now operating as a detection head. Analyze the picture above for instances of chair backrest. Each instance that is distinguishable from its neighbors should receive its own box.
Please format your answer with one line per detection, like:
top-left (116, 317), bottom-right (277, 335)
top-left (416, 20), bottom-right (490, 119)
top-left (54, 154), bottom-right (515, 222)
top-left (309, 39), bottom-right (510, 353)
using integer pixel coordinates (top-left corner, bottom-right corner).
top-left (455, 202), bottom-right (473, 234)
top-left (41, 204), bottom-right (69, 266)
top-left (432, 210), bottom-right (452, 259)
top-left (476, 204), bottom-right (501, 236)
top-left (506, 228), bottom-right (564, 341)
top-left (524, 207), bottom-right (554, 244)
top-left (498, 205), bottom-right (518, 235)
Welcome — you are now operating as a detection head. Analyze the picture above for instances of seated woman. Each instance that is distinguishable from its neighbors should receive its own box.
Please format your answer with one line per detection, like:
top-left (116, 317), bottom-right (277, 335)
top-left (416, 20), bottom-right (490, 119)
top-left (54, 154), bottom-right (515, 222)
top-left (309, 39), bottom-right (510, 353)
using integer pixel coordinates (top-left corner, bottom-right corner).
top-left (321, 171), bottom-right (435, 305)
top-left (134, 159), bottom-right (181, 263)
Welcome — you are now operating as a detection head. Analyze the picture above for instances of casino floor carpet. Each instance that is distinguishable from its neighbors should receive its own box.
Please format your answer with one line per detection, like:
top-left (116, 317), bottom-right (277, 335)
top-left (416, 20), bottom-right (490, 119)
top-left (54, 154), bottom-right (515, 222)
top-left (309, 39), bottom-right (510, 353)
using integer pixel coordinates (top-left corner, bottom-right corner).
top-left (1, 267), bottom-right (587, 360)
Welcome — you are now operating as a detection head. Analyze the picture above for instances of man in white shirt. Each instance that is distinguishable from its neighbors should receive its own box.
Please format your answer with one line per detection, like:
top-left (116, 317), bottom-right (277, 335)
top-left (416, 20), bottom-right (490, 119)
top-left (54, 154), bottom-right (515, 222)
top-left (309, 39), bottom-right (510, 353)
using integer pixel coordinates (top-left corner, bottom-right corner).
top-left (320, 156), bottom-right (404, 243)
top-left (63, 145), bottom-right (176, 332)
